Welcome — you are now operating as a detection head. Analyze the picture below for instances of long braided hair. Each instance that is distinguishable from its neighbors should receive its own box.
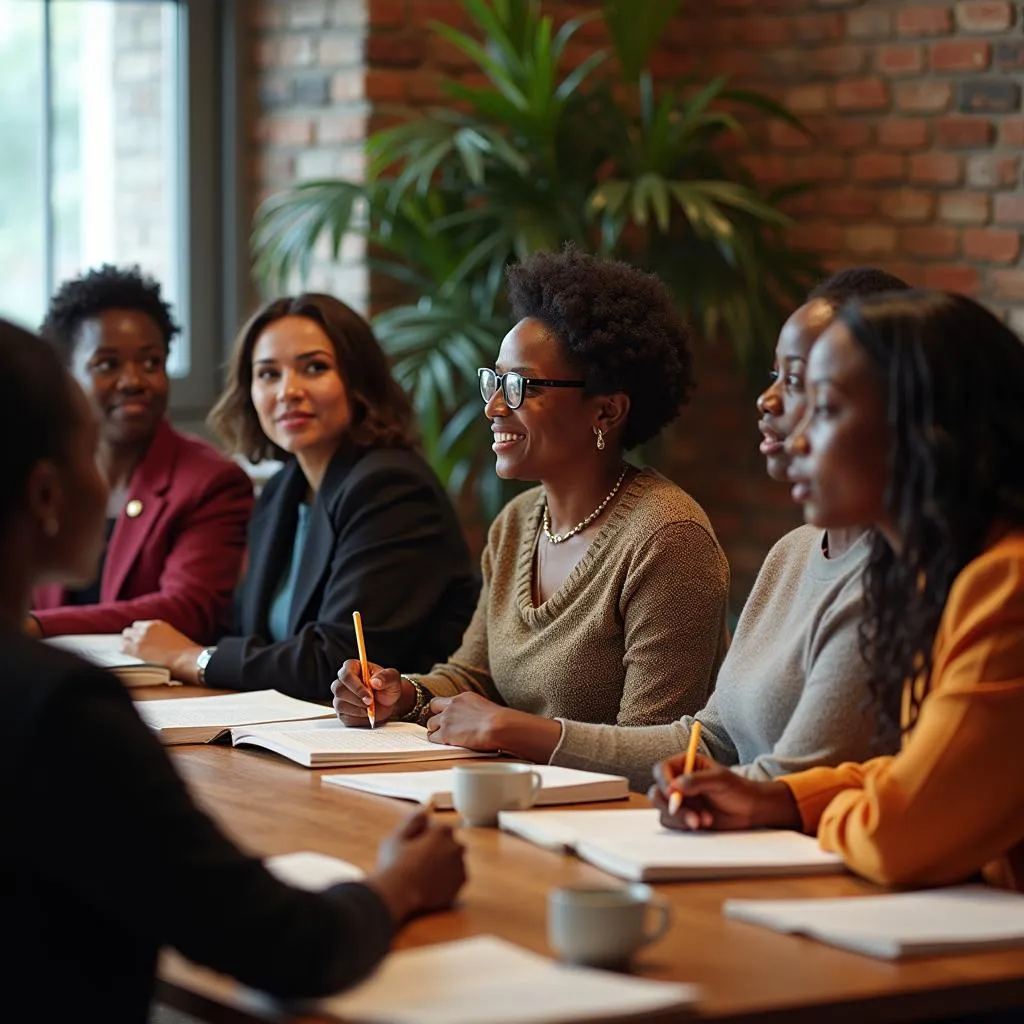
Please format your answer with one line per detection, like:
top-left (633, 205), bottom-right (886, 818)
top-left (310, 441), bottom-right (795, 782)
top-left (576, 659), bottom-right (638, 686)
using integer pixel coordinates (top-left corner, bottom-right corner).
top-left (838, 290), bottom-right (1024, 737)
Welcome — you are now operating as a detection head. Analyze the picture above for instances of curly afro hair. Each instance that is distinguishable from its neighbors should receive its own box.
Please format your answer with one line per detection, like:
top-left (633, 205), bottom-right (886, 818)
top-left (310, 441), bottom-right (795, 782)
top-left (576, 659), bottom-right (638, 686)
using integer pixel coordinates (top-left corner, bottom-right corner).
top-left (505, 246), bottom-right (694, 450)
top-left (808, 266), bottom-right (910, 307)
top-left (40, 264), bottom-right (179, 364)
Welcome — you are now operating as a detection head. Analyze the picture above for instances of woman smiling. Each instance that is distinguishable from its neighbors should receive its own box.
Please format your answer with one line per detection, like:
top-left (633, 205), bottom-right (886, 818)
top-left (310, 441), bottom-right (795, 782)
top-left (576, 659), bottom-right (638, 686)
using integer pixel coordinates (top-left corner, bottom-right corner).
top-left (334, 246), bottom-right (730, 759)
top-left (122, 293), bottom-right (478, 700)
top-left (30, 266), bottom-right (253, 644)
top-left (654, 290), bottom-right (1024, 892)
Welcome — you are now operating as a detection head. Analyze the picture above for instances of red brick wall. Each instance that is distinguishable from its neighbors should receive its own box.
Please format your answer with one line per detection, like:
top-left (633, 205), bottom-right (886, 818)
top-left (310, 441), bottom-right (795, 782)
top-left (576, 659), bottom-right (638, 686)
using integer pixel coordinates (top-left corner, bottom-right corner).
top-left (247, 0), bottom-right (1024, 606)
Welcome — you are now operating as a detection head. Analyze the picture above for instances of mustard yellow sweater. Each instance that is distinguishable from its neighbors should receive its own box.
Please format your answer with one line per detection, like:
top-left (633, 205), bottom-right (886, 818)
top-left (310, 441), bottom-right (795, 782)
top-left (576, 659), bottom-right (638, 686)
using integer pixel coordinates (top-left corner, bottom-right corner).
top-left (411, 468), bottom-right (730, 727)
top-left (783, 531), bottom-right (1024, 891)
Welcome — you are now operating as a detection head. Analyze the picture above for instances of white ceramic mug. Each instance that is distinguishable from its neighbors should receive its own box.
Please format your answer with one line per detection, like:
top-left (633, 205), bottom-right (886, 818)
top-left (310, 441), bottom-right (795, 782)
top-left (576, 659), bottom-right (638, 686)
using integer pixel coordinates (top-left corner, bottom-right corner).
top-left (547, 883), bottom-right (672, 968)
top-left (451, 763), bottom-right (543, 826)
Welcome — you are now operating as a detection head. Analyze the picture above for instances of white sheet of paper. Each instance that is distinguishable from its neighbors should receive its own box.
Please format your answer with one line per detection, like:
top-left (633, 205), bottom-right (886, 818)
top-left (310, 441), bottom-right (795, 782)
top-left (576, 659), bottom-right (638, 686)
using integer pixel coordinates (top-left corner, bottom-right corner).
top-left (577, 829), bottom-right (843, 880)
top-left (499, 808), bottom-right (659, 850)
top-left (265, 851), bottom-right (364, 892)
top-left (135, 690), bottom-right (333, 730)
top-left (45, 634), bottom-right (150, 668)
top-left (724, 885), bottom-right (1024, 959)
top-left (237, 718), bottom-right (464, 754)
top-left (322, 935), bottom-right (698, 1024)
top-left (321, 764), bottom-right (627, 806)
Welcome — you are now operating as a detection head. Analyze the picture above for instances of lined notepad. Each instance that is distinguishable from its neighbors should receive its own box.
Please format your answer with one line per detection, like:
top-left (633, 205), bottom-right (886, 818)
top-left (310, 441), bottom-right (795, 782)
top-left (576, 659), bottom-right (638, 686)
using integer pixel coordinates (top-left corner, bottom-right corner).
top-left (724, 885), bottom-right (1024, 960)
top-left (230, 717), bottom-right (484, 768)
top-left (46, 634), bottom-right (172, 687)
top-left (322, 765), bottom-right (629, 808)
top-left (322, 935), bottom-right (698, 1024)
top-left (135, 690), bottom-right (334, 744)
top-left (499, 808), bottom-right (843, 882)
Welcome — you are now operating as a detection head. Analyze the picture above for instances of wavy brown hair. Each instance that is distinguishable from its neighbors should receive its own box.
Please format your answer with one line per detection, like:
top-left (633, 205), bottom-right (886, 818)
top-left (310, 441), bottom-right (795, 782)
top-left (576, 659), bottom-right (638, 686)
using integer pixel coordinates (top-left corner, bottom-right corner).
top-left (839, 290), bottom-right (1024, 737)
top-left (209, 293), bottom-right (417, 463)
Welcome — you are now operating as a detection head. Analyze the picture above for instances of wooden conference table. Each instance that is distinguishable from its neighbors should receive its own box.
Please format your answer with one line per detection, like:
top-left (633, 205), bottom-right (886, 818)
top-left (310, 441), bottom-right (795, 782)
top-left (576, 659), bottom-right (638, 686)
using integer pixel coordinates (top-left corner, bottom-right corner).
top-left (143, 686), bottom-right (1024, 1024)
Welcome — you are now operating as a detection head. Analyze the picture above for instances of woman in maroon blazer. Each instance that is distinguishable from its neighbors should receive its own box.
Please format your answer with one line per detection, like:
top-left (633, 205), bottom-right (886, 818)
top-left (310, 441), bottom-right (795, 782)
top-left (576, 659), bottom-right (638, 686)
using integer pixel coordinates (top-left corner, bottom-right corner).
top-left (29, 265), bottom-right (253, 645)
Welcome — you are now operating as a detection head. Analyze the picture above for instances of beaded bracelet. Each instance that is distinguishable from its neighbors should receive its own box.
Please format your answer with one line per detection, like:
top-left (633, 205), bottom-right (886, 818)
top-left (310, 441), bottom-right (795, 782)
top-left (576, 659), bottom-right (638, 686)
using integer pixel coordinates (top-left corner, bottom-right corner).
top-left (399, 674), bottom-right (432, 724)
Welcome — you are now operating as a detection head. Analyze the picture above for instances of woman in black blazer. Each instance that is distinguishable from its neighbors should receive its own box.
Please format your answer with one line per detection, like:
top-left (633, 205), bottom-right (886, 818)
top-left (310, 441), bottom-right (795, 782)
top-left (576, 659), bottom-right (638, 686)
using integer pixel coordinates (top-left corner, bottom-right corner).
top-left (123, 294), bottom-right (479, 699)
top-left (0, 317), bottom-right (464, 1022)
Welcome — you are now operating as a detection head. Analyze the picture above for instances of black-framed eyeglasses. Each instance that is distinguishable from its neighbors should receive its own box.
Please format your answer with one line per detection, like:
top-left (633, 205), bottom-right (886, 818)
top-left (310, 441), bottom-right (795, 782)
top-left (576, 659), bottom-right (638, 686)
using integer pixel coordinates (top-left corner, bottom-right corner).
top-left (477, 368), bottom-right (586, 410)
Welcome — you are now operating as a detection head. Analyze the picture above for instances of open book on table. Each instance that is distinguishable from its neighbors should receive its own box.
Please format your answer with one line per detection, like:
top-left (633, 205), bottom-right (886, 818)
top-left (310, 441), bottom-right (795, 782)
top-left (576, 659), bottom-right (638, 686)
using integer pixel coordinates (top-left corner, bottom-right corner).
top-left (321, 764), bottom-right (629, 808)
top-left (229, 717), bottom-right (483, 768)
top-left (45, 633), bottom-right (172, 687)
top-left (498, 808), bottom-right (844, 882)
top-left (321, 935), bottom-right (699, 1024)
top-left (723, 885), bottom-right (1024, 960)
top-left (134, 689), bottom-right (335, 744)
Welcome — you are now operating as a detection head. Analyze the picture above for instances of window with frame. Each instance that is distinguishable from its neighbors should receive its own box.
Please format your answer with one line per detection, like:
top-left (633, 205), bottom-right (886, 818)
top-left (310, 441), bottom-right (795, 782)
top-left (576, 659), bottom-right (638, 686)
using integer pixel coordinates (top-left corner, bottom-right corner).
top-left (0, 0), bottom-right (237, 412)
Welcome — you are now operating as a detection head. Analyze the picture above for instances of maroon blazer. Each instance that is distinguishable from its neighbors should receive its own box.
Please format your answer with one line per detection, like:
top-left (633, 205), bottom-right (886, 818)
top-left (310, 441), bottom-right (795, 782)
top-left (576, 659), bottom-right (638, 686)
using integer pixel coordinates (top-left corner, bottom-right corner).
top-left (32, 421), bottom-right (254, 644)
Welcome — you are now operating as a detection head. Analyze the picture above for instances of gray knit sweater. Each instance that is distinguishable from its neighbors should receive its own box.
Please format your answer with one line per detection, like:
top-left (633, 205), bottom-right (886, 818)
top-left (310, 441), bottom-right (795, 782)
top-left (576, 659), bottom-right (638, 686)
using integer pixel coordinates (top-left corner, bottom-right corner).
top-left (551, 525), bottom-right (890, 790)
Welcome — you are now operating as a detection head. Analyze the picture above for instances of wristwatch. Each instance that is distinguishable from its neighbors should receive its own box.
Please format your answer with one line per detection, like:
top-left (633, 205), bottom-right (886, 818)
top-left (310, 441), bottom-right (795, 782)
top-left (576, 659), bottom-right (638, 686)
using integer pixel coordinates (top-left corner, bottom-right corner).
top-left (195, 647), bottom-right (216, 686)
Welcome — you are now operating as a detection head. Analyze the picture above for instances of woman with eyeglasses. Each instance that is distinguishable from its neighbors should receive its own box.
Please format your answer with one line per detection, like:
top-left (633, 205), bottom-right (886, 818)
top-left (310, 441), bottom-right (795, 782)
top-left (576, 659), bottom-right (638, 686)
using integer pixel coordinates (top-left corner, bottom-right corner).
top-left (543, 267), bottom-right (908, 791)
top-left (334, 246), bottom-right (730, 758)
top-left (652, 290), bottom-right (1024, 893)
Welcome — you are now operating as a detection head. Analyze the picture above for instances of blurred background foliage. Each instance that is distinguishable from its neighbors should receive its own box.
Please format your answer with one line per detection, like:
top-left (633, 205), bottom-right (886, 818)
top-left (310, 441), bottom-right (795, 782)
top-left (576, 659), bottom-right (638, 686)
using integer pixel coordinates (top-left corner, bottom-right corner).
top-left (253, 0), bottom-right (821, 519)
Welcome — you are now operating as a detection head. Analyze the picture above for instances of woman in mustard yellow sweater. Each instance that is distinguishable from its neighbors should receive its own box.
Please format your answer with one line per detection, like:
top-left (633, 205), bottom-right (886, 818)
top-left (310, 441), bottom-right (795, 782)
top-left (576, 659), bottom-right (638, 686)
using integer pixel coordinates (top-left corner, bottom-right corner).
top-left (653, 289), bottom-right (1024, 892)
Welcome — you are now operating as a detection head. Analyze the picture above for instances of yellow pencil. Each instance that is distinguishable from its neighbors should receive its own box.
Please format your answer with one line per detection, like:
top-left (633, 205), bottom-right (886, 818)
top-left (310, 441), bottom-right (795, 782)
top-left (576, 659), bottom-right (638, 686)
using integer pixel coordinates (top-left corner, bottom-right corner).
top-left (352, 610), bottom-right (375, 729)
top-left (668, 721), bottom-right (701, 816)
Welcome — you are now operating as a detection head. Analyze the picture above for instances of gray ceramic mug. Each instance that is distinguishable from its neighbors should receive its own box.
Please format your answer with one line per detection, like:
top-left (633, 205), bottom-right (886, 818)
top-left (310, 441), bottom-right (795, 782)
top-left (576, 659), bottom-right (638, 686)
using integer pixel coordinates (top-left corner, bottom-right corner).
top-left (547, 883), bottom-right (672, 968)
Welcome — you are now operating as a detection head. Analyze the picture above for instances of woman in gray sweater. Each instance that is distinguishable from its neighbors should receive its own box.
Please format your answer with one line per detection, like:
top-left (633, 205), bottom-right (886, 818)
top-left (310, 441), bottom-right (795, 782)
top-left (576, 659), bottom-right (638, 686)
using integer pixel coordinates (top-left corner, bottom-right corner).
top-left (551, 268), bottom-right (911, 791)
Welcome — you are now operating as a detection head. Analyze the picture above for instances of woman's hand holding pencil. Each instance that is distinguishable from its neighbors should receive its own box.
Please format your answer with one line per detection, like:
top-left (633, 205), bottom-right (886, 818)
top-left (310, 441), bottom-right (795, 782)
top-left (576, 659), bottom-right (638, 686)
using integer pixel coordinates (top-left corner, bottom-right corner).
top-left (650, 732), bottom-right (802, 833)
top-left (332, 656), bottom-right (415, 728)
top-left (352, 611), bottom-right (376, 728)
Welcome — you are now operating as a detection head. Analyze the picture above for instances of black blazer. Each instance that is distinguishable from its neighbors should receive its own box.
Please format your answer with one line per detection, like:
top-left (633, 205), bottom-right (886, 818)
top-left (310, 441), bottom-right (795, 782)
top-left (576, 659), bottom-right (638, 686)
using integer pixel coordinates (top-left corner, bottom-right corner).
top-left (206, 445), bottom-right (478, 700)
top-left (1, 631), bottom-right (393, 1024)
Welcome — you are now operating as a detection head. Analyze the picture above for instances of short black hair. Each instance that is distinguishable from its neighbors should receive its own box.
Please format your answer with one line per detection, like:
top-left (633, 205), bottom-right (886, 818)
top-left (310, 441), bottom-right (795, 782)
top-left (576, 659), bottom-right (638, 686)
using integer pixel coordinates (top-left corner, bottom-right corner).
top-left (40, 264), bottom-right (179, 363)
top-left (505, 246), bottom-right (694, 450)
top-left (807, 266), bottom-right (911, 307)
top-left (0, 318), bottom-right (79, 529)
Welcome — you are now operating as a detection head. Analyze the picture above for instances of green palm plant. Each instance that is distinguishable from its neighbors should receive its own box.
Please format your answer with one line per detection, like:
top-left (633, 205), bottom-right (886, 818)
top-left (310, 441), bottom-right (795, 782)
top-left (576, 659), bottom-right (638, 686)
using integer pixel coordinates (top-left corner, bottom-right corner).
top-left (253, 0), bottom-right (820, 519)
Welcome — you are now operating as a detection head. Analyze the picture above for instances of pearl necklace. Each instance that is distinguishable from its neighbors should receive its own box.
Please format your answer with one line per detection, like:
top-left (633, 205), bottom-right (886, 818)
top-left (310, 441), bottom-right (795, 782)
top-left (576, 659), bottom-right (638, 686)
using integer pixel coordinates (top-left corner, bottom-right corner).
top-left (542, 465), bottom-right (629, 544)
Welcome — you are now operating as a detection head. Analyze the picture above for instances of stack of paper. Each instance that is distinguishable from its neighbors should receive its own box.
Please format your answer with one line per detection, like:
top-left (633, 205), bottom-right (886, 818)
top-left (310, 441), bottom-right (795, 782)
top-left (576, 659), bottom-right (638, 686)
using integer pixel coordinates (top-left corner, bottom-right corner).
top-left (230, 718), bottom-right (484, 768)
top-left (323, 935), bottom-right (699, 1024)
top-left (134, 689), bottom-right (334, 744)
top-left (723, 885), bottom-right (1024, 960)
top-left (499, 808), bottom-right (843, 882)
top-left (321, 764), bottom-right (629, 807)
top-left (46, 633), bottom-right (172, 686)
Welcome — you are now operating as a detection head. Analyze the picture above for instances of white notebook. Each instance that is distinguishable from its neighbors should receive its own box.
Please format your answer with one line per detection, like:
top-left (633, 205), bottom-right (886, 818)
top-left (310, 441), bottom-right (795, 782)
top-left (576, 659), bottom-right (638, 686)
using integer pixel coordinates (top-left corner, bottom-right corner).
top-left (499, 808), bottom-right (843, 882)
top-left (322, 935), bottom-right (698, 1024)
top-left (229, 717), bottom-right (484, 768)
top-left (46, 633), bottom-right (172, 687)
top-left (134, 689), bottom-right (334, 744)
top-left (264, 851), bottom-right (364, 891)
top-left (321, 764), bottom-right (629, 808)
top-left (724, 885), bottom-right (1024, 960)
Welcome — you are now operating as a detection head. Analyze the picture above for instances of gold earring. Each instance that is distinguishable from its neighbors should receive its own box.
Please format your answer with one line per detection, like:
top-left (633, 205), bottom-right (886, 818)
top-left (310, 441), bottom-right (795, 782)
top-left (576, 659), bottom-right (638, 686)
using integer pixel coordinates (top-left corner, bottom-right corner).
top-left (43, 517), bottom-right (59, 538)
top-left (595, 427), bottom-right (605, 451)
